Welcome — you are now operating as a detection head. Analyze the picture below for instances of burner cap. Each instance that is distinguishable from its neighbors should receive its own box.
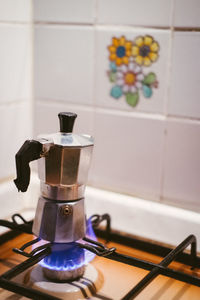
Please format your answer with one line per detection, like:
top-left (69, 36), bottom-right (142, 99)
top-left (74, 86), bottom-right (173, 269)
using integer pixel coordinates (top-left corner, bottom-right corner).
top-left (28, 264), bottom-right (103, 300)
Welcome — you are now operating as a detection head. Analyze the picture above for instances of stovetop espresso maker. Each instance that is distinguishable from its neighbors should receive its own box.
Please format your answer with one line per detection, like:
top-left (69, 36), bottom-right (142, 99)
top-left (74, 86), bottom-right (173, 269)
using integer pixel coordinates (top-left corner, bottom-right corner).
top-left (14, 112), bottom-right (94, 244)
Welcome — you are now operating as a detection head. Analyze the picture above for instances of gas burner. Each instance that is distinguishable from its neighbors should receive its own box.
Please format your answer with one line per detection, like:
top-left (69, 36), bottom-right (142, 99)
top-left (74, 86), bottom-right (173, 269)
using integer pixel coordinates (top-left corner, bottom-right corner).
top-left (41, 243), bottom-right (86, 281)
top-left (33, 218), bottom-right (97, 282)
top-left (0, 213), bottom-right (200, 299)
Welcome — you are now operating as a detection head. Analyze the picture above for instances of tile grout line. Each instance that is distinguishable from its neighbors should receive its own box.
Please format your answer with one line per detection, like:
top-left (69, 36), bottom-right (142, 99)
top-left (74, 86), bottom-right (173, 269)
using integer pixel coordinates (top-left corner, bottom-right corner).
top-left (29, 0), bottom-right (34, 140)
top-left (34, 21), bottom-right (94, 26)
top-left (33, 21), bottom-right (200, 32)
top-left (30, 0), bottom-right (35, 140)
top-left (35, 99), bottom-right (200, 123)
top-left (91, 0), bottom-right (98, 136)
top-left (159, 0), bottom-right (176, 204)
top-left (89, 0), bottom-right (99, 176)
top-left (0, 21), bottom-right (32, 25)
top-left (35, 99), bottom-right (166, 120)
top-left (0, 100), bottom-right (29, 106)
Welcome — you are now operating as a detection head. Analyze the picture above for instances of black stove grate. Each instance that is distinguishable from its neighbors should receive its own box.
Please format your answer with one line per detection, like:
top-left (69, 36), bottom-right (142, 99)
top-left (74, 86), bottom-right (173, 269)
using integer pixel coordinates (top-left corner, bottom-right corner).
top-left (0, 213), bottom-right (200, 300)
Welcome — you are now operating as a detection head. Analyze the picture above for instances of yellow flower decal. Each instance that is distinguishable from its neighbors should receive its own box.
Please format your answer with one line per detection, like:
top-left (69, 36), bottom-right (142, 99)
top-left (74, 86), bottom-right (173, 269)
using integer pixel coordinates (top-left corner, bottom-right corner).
top-left (108, 36), bottom-right (132, 66)
top-left (132, 35), bottom-right (159, 67)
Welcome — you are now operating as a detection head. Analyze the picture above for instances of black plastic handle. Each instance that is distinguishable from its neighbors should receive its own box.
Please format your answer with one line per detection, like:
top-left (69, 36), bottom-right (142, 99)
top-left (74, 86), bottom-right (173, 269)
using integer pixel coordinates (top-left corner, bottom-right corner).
top-left (58, 112), bottom-right (77, 133)
top-left (14, 140), bottom-right (43, 192)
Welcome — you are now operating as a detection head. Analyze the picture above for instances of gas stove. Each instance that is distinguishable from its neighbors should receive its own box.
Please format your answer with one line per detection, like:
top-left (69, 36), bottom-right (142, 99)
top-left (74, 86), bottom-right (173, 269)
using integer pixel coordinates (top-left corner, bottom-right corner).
top-left (0, 112), bottom-right (200, 299)
top-left (0, 213), bottom-right (200, 300)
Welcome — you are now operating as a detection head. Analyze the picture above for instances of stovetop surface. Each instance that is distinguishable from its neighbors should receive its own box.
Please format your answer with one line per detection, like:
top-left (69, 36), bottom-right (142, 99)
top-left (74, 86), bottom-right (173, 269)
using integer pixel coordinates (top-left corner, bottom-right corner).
top-left (0, 233), bottom-right (200, 300)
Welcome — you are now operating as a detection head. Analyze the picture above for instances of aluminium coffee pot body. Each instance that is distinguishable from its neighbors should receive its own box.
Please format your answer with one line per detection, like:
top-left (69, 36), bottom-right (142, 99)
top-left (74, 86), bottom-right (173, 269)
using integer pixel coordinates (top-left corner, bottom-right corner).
top-left (14, 112), bottom-right (94, 243)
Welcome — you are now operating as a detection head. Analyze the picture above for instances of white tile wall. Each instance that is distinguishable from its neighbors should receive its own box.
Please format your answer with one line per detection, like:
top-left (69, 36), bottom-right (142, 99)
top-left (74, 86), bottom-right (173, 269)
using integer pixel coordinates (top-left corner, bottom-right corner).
top-left (174, 0), bottom-right (200, 28)
top-left (0, 24), bottom-right (31, 103)
top-left (168, 32), bottom-right (200, 119)
top-left (34, 101), bottom-right (94, 137)
top-left (163, 119), bottom-right (200, 211)
top-left (34, 0), bottom-right (95, 24)
top-left (89, 110), bottom-right (165, 201)
top-left (0, 0), bottom-right (32, 22)
top-left (1, 0), bottom-right (200, 222)
top-left (0, 3), bottom-right (32, 187)
top-left (34, 25), bottom-right (94, 105)
top-left (97, 0), bottom-right (173, 27)
top-left (95, 27), bottom-right (170, 113)
top-left (0, 102), bottom-right (32, 179)
top-left (32, 1), bottom-right (200, 213)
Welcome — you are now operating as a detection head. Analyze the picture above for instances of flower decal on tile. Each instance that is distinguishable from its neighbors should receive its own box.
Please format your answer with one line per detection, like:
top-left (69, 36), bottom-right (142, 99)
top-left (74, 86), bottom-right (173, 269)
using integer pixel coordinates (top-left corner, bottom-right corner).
top-left (108, 36), bottom-right (132, 66)
top-left (132, 35), bottom-right (159, 66)
top-left (107, 35), bottom-right (159, 107)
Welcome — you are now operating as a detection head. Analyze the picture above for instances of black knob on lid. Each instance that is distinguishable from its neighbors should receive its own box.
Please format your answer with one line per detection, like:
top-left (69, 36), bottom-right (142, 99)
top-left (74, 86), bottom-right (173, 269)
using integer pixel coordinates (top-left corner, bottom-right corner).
top-left (58, 112), bottom-right (77, 133)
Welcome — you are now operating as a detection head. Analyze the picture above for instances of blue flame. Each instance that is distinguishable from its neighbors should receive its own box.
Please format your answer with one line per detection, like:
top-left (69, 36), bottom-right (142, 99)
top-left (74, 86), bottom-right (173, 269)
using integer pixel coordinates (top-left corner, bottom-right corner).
top-left (86, 216), bottom-right (97, 241)
top-left (39, 217), bottom-right (96, 271)
top-left (40, 242), bottom-right (85, 271)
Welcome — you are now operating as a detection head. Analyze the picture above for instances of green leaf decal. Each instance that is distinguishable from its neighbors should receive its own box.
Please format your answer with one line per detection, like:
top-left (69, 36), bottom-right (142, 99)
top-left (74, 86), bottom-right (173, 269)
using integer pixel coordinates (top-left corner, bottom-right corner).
top-left (126, 92), bottom-right (139, 107)
top-left (109, 71), bottom-right (117, 83)
top-left (143, 72), bottom-right (156, 85)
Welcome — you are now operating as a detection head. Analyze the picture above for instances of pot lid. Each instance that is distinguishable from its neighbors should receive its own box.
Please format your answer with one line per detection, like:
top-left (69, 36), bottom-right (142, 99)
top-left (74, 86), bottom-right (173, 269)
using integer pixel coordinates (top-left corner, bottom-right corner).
top-left (40, 132), bottom-right (93, 147)
top-left (39, 112), bottom-right (94, 147)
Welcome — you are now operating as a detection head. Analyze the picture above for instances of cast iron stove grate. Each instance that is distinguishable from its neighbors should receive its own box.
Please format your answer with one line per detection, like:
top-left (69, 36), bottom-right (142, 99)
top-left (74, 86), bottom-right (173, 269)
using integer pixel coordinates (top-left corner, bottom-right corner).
top-left (0, 213), bottom-right (200, 300)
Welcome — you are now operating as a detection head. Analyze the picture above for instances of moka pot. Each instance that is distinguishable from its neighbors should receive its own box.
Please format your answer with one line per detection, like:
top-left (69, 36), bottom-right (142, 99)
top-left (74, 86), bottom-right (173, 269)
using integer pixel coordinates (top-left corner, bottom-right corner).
top-left (14, 112), bottom-right (94, 243)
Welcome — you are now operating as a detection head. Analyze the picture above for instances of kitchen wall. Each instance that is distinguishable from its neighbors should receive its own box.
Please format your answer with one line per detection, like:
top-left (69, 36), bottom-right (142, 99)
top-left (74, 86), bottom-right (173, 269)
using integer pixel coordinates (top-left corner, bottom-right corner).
top-left (33, 0), bottom-right (200, 213)
top-left (0, 0), bottom-right (199, 221)
top-left (0, 0), bottom-right (32, 218)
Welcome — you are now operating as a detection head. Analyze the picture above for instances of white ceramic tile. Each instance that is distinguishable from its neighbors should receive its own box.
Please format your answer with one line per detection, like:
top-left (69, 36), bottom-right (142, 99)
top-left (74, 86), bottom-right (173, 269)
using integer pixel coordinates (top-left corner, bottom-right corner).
top-left (34, 25), bottom-right (94, 105)
top-left (162, 119), bottom-right (200, 210)
top-left (0, 0), bottom-right (32, 22)
top-left (34, 0), bottom-right (95, 24)
top-left (95, 27), bottom-right (170, 114)
top-left (97, 0), bottom-right (172, 27)
top-left (174, 0), bottom-right (200, 28)
top-left (89, 110), bottom-right (165, 201)
top-left (0, 25), bottom-right (31, 103)
top-left (34, 101), bottom-right (94, 137)
top-left (0, 102), bottom-right (32, 180)
top-left (168, 32), bottom-right (200, 119)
